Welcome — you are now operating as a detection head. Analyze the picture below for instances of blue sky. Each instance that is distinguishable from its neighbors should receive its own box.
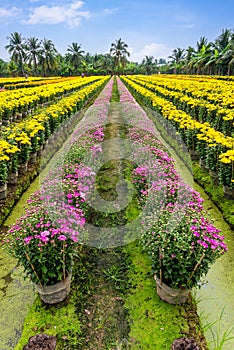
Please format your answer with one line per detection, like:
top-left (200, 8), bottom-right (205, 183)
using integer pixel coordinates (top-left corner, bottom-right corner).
top-left (0, 0), bottom-right (233, 62)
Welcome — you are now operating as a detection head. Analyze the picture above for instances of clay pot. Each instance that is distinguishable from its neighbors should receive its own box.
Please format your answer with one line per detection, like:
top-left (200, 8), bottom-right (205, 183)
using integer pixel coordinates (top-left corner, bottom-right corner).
top-left (154, 275), bottom-right (191, 305)
top-left (35, 273), bottom-right (72, 304)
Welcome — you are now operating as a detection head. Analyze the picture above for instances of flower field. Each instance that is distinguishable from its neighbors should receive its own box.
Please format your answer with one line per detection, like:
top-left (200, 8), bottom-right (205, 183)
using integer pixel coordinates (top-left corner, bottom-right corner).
top-left (121, 74), bottom-right (234, 192)
top-left (0, 74), bottom-right (233, 349)
top-left (0, 76), bottom-right (105, 123)
top-left (0, 75), bottom-right (109, 202)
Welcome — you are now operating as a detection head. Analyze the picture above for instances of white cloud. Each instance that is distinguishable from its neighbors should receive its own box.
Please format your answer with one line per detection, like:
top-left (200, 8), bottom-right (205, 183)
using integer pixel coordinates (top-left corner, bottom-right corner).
top-left (176, 23), bottom-right (194, 29)
top-left (24, 1), bottom-right (90, 27)
top-left (0, 6), bottom-right (20, 19)
top-left (131, 43), bottom-right (172, 62)
top-left (172, 11), bottom-right (196, 30)
top-left (103, 8), bottom-right (119, 15)
top-left (91, 7), bottom-right (119, 19)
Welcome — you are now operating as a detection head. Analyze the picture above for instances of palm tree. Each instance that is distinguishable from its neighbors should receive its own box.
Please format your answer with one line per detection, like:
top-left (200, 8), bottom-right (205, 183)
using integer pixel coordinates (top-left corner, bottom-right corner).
top-left (205, 48), bottom-right (220, 74)
top-left (110, 38), bottom-right (130, 74)
top-left (0, 59), bottom-right (8, 77)
top-left (66, 43), bottom-right (84, 73)
top-left (168, 48), bottom-right (185, 73)
top-left (220, 33), bottom-right (234, 75)
top-left (191, 43), bottom-right (213, 74)
top-left (25, 37), bottom-right (42, 75)
top-left (5, 32), bottom-right (26, 76)
top-left (39, 38), bottom-right (57, 76)
top-left (215, 29), bottom-right (233, 74)
top-left (196, 37), bottom-right (209, 52)
top-left (142, 55), bottom-right (155, 75)
top-left (215, 29), bottom-right (232, 52)
top-left (184, 37), bottom-right (213, 75)
top-left (184, 46), bottom-right (195, 74)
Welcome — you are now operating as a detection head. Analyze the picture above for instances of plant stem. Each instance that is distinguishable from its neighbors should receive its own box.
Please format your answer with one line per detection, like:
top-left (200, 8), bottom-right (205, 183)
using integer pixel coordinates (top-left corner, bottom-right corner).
top-left (159, 248), bottom-right (162, 285)
top-left (189, 252), bottom-right (205, 284)
top-left (24, 251), bottom-right (43, 288)
top-left (63, 242), bottom-right (66, 281)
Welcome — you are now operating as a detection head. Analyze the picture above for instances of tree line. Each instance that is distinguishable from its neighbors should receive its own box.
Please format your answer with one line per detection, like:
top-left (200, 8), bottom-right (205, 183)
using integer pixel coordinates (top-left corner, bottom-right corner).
top-left (0, 29), bottom-right (234, 77)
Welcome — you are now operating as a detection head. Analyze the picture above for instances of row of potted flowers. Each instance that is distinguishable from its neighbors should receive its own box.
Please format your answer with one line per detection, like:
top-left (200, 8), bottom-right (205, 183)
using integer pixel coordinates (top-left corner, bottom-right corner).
top-left (0, 76), bottom-right (110, 200)
top-left (121, 75), bottom-right (234, 195)
top-left (3, 77), bottom-right (114, 303)
top-left (0, 76), bottom-right (102, 122)
top-left (134, 74), bottom-right (234, 114)
top-left (0, 76), bottom-right (53, 87)
top-left (2, 76), bottom-right (65, 90)
top-left (117, 77), bottom-right (227, 303)
top-left (131, 75), bottom-right (234, 137)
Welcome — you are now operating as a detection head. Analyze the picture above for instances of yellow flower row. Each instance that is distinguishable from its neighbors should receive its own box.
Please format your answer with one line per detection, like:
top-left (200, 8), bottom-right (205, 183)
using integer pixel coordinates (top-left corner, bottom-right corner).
top-left (121, 76), bottom-right (234, 163)
top-left (129, 75), bottom-right (234, 122)
top-left (0, 140), bottom-right (20, 162)
top-left (0, 76), bottom-right (109, 164)
top-left (0, 76), bottom-right (102, 119)
top-left (0, 76), bottom-right (61, 85)
top-left (154, 74), bottom-right (234, 83)
top-left (219, 150), bottom-right (234, 163)
top-left (4, 77), bottom-right (72, 90)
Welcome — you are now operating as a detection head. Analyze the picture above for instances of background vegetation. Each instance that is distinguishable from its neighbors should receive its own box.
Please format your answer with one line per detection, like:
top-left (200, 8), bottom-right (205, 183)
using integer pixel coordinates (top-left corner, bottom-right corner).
top-left (1, 28), bottom-right (234, 77)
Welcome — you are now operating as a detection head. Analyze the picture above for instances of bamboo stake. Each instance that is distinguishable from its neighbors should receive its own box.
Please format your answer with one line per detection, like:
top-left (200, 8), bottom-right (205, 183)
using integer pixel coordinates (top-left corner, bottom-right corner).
top-left (24, 251), bottom-right (43, 288)
top-left (159, 248), bottom-right (163, 285)
top-left (188, 252), bottom-right (206, 285)
top-left (62, 242), bottom-right (66, 282)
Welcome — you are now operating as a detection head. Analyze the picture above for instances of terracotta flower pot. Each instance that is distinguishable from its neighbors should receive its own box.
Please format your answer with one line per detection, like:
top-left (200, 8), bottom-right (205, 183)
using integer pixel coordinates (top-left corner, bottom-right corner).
top-left (223, 185), bottom-right (234, 200)
top-left (35, 273), bottom-right (72, 304)
top-left (189, 149), bottom-right (199, 161)
top-left (0, 183), bottom-right (7, 200)
top-left (29, 152), bottom-right (37, 164)
top-left (154, 275), bottom-right (191, 305)
top-left (8, 171), bottom-right (18, 185)
top-left (19, 161), bottom-right (28, 175)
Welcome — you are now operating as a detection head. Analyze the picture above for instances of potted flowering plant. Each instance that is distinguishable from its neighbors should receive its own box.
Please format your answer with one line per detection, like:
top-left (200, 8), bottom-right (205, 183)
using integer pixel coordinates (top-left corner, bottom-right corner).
top-left (5, 182), bottom-right (86, 304)
top-left (129, 132), bottom-right (227, 303)
top-left (0, 160), bottom-right (8, 187)
top-left (141, 197), bottom-right (227, 304)
top-left (0, 139), bottom-right (20, 198)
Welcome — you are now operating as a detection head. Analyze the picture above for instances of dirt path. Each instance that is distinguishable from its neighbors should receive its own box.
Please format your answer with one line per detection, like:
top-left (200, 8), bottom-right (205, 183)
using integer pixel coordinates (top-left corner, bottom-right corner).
top-left (77, 103), bottom-right (131, 349)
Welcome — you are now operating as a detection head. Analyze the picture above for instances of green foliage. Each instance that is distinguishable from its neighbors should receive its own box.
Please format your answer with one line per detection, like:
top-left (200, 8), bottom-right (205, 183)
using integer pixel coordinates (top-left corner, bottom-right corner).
top-left (14, 295), bottom-right (82, 350)
top-left (0, 161), bottom-right (8, 185)
top-left (197, 304), bottom-right (234, 350)
top-left (19, 143), bottom-right (31, 163)
top-left (193, 162), bottom-right (234, 227)
top-left (110, 76), bottom-right (120, 102)
top-left (123, 241), bottom-right (200, 349)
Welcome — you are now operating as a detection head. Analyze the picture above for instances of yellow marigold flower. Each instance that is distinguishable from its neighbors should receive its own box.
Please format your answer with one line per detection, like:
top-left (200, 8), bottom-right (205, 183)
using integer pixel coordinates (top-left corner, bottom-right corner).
top-left (0, 154), bottom-right (10, 161)
top-left (220, 158), bottom-right (231, 163)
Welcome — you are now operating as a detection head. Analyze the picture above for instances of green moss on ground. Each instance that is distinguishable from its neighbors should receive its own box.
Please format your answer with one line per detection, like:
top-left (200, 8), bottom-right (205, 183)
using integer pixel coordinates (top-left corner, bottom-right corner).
top-left (192, 162), bottom-right (234, 229)
top-left (123, 241), bottom-right (207, 350)
top-left (110, 76), bottom-right (120, 102)
top-left (15, 293), bottom-right (82, 350)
